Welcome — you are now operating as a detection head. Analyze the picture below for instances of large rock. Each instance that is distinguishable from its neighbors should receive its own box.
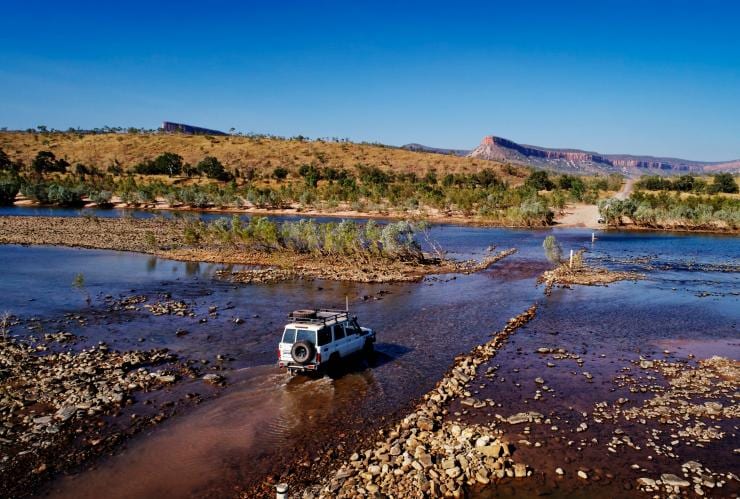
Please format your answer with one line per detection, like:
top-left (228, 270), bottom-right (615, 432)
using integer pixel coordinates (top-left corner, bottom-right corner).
top-left (661, 474), bottom-right (690, 488)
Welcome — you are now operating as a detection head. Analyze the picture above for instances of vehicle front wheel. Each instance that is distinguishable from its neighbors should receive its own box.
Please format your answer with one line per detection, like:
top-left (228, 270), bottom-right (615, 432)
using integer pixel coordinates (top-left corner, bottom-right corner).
top-left (325, 353), bottom-right (341, 377)
top-left (363, 341), bottom-right (375, 359)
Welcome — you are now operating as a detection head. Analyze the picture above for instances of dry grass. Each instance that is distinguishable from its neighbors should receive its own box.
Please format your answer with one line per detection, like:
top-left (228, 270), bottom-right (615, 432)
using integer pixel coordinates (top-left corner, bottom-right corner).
top-left (0, 132), bottom-right (524, 180)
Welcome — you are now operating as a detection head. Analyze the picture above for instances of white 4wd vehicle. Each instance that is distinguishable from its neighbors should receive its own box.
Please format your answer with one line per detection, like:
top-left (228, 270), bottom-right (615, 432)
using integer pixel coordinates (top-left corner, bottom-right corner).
top-left (278, 309), bottom-right (376, 375)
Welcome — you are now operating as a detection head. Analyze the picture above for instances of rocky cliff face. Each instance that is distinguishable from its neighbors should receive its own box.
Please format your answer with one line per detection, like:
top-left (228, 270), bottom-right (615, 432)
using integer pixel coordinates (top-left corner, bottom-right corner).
top-left (466, 136), bottom-right (740, 176)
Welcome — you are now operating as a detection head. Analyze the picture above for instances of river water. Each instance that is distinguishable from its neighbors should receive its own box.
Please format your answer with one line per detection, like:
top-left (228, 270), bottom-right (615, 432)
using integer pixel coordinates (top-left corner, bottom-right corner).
top-left (1, 207), bottom-right (737, 498)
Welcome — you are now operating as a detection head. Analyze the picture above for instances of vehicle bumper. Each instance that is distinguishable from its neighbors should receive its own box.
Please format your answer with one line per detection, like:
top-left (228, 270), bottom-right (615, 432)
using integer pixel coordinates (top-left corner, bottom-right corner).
top-left (279, 361), bottom-right (319, 371)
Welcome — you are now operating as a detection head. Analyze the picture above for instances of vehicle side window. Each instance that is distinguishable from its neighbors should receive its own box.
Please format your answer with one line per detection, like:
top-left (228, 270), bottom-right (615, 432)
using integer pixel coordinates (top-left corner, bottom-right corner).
top-left (333, 324), bottom-right (345, 340)
top-left (317, 327), bottom-right (332, 346)
top-left (347, 321), bottom-right (361, 335)
top-left (282, 328), bottom-right (296, 343)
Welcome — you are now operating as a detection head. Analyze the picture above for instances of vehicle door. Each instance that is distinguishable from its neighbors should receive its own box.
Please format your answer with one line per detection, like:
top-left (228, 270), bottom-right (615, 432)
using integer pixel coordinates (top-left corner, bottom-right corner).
top-left (343, 321), bottom-right (362, 355)
top-left (315, 327), bottom-right (333, 362)
top-left (331, 324), bottom-right (346, 357)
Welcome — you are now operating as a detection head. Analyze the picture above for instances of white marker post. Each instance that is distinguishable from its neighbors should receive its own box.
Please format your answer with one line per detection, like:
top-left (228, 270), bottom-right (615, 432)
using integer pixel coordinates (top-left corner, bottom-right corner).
top-left (276, 483), bottom-right (288, 499)
top-left (569, 249), bottom-right (574, 268)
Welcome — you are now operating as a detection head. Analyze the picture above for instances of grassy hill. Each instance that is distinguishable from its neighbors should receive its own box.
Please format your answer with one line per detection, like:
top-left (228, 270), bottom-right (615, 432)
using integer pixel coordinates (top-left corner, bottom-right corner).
top-left (0, 131), bottom-right (524, 180)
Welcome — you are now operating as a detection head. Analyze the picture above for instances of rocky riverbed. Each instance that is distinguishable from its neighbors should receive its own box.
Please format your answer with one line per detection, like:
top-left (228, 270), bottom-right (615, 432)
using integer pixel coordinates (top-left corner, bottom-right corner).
top-left (0, 328), bottom-right (189, 497)
top-left (299, 305), bottom-right (538, 498)
top-left (538, 262), bottom-right (644, 295)
top-left (594, 355), bottom-right (739, 497)
top-left (215, 248), bottom-right (518, 285)
top-left (0, 221), bottom-right (736, 499)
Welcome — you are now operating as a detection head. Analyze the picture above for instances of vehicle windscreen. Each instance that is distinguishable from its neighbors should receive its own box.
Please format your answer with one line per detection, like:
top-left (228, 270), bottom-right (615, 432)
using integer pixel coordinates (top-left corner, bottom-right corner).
top-left (281, 328), bottom-right (315, 344)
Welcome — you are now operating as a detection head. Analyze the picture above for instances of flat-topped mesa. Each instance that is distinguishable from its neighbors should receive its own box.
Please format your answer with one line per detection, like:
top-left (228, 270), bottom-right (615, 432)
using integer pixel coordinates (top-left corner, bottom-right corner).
top-left (474, 136), bottom-right (611, 165)
top-left (469, 135), bottom-right (739, 175)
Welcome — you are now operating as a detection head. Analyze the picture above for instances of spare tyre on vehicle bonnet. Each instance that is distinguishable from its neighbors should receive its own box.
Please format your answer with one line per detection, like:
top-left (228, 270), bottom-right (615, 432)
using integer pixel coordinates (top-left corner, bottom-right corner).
top-left (291, 340), bottom-right (315, 365)
top-left (291, 309), bottom-right (316, 319)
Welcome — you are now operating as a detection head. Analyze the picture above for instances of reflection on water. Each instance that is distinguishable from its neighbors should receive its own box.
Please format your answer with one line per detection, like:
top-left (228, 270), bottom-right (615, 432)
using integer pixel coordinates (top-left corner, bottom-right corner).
top-left (1, 221), bottom-right (736, 498)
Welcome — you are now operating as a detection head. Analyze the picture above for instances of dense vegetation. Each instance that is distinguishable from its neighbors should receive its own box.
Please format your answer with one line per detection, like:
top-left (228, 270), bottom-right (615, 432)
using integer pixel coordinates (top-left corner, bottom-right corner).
top-left (1, 144), bottom-right (622, 226)
top-left (2, 141), bottom-right (631, 227)
top-left (185, 216), bottom-right (427, 261)
top-left (597, 173), bottom-right (740, 230)
top-left (599, 191), bottom-right (740, 230)
top-left (635, 173), bottom-right (738, 194)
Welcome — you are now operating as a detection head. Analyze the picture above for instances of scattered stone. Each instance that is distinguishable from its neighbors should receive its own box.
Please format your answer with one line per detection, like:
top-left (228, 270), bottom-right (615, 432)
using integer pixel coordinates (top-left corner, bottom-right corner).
top-left (202, 373), bottom-right (225, 386)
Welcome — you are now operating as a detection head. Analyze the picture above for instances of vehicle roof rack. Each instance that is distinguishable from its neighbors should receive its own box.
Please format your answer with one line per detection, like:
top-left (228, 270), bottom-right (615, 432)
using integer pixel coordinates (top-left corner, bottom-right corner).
top-left (288, 308), bottom-right (349, 326)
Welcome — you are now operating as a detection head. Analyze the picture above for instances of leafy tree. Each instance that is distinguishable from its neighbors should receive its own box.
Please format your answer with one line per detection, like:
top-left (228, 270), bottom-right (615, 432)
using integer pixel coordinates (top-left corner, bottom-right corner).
top-left (298, 164), bottom-right (322, 187)
top-left (197, 156), bottom-right (232, 181)
top-left (472, 168), bottom-right (500, 188)
top-left (708, 173), bottom-right (739, 194)
top-left (356, 164), bottom-right (391, 186)
top-left (32, 151), bottom-right (68, 174)
top-left (134, 152), bottom-right (183, 176)
top-left (525, 170), bottom-right (554, 191)
top-left (153, 152), bottom-right (183, 176)
top-left (673, 175), bottom-right (696, 192)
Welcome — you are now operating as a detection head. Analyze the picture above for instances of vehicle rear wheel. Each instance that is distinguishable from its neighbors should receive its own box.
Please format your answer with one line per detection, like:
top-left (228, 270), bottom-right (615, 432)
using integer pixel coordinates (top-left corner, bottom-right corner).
top-left (291, 340), bottom-right (315, 365)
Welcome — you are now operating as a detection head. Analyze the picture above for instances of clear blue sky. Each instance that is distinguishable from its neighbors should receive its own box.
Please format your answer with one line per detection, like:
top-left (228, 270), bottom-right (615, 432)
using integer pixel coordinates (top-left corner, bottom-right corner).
top-left (1, 1), bottom-right (739, 161)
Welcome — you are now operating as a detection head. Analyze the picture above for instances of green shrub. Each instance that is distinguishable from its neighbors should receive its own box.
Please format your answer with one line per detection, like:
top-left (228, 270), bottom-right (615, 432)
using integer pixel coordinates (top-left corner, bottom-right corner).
top-left (542, 235), bottom-right (562, 264)
top-left (192, 217), bottom-right (427, 261)
top-left (272, 166), bottom-right (289, 180)
top-left (0, 175), bottom-right (20, 205)
top-left (89, 190), bottom-right (113, 208)
top-left (21, 182), bottom-right (85, 206)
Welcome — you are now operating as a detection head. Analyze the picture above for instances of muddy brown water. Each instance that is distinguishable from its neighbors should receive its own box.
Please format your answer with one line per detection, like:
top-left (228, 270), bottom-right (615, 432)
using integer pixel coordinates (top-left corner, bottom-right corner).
top-left (1, 225), bottom-right (737, 498)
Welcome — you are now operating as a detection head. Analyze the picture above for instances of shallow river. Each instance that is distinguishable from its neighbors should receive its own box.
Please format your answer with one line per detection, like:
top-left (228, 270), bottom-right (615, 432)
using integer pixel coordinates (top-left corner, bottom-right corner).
top-left (1, 210), bottom-right (737, 498)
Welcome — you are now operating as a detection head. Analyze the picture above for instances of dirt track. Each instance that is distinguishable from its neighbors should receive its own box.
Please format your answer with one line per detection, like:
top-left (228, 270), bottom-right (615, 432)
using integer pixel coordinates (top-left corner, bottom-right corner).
top-left (555, 178), bottom-right (634, 229)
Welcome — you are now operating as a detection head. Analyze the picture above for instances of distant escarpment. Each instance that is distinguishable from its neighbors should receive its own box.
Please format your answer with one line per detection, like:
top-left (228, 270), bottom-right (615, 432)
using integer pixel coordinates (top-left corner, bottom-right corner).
top-left (468, 135), bottom-right (740, 176)
top-left (405, 136), bottom-right (740, 176)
